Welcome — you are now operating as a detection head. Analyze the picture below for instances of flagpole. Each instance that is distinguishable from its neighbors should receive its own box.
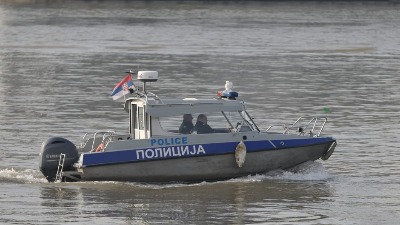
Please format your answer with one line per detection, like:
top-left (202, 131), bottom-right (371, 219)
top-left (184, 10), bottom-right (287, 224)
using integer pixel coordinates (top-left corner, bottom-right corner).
top-left (111, 70), bottom-right (135, 101)
top-left (124, 71), bottom-right (133, 101)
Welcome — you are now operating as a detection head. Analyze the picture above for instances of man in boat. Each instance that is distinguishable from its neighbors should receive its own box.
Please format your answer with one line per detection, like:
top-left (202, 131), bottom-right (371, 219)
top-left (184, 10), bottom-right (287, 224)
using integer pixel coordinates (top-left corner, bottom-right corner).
top-left (179, 114), bottom-right (194, 134)
top-left (194, 114), bottom-right (214, 134)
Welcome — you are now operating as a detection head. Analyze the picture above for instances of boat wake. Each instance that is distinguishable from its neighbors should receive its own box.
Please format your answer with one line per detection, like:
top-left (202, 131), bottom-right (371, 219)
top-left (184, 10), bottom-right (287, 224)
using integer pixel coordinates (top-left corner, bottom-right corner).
top-left (0, 168), bottom-right (47, 184)
top-left (127, 161), bottom-right (334, 189)
top-left (233, 161), bottom-right (333, 183)
top-left (0, 161), bottom-right (332, 187)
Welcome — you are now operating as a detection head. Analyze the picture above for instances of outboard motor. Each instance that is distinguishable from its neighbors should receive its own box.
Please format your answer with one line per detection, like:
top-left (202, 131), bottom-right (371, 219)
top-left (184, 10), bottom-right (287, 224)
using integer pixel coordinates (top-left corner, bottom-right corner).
top-left (39, 137), bottom-right (79, 182)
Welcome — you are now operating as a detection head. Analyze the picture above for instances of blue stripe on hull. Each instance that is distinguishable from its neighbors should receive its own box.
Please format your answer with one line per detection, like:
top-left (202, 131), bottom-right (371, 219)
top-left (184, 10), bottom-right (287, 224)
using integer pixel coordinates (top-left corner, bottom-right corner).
top-left (82, 137), bottom-right (334, 167)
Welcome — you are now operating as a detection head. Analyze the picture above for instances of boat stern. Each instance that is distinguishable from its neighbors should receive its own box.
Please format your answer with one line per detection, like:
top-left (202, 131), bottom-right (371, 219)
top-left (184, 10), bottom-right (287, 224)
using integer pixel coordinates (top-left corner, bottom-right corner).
top-left (39, 137), bottom-right (80, 182)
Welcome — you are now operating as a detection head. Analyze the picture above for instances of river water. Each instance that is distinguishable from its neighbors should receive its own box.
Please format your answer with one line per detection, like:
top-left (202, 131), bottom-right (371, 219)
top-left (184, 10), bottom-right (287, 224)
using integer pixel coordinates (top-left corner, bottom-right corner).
top-left (1, 1), bottom-right (399, 224)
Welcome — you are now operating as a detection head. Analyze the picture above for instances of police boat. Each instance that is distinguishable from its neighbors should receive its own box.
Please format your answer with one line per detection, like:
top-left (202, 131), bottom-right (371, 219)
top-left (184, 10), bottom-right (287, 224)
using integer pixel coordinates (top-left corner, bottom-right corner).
top-left (39, 70), bottom-right (337, 183)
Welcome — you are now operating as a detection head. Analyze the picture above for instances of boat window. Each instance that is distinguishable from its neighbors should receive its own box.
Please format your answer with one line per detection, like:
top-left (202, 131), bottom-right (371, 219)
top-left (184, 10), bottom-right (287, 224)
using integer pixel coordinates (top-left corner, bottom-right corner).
top-left (130, 104), bottom-right (136, 135)
top-left (223, 111), bottom-right (253, 131)
top-left (157, 111), bottom-right (252, 134)
top-left (138, 107), bottom-right (145, 130)
top-left (158, 115), bottom-right (184, 134)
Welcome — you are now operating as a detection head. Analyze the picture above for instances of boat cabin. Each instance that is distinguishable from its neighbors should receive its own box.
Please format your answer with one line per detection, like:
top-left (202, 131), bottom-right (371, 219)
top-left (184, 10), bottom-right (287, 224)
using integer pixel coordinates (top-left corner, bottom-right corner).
top-left (124, 71), bottom-right (259, 140)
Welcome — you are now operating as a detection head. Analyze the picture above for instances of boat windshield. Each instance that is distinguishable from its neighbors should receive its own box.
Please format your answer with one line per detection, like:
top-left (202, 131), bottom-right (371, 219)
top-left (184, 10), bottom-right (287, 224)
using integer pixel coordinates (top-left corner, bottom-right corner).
top-left (158, 111), bottom-right (255, 134)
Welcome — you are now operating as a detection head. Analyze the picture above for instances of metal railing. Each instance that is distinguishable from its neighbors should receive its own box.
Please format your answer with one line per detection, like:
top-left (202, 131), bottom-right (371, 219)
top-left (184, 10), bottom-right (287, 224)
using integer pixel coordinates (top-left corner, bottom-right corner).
top-left (265, 116), bottom-right (328, 137)
top-left (78, 131), bottom-right (115, 152)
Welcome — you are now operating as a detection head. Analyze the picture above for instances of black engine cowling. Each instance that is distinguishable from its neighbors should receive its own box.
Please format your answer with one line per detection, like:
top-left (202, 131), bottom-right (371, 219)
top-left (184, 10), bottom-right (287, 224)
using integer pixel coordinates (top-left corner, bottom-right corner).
top-left (39, 137), bottom-right (79, 182)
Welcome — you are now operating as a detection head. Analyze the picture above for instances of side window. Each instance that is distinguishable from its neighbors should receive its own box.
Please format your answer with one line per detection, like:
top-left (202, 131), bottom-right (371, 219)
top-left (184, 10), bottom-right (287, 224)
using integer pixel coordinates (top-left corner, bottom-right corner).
top-left (156, 112), bottom-right (248, 134)
top-left (130, 104), bottom-right (137, 134)
top-left (134, 106), bottom-right (138, 129)
top-left (138, 107), bottom-right (144, 130)
top-left (205, 112), bottom-right (232, 128)
top-left (159, 115), bottom-right (183, 133)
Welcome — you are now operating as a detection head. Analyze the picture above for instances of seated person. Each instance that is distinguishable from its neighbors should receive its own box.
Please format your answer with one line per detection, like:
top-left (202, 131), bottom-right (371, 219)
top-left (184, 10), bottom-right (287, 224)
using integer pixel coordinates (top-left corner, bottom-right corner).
top-left (194, 114), bottom-right (214, 134)
top-left (179, 114), bottom-right (194, 134)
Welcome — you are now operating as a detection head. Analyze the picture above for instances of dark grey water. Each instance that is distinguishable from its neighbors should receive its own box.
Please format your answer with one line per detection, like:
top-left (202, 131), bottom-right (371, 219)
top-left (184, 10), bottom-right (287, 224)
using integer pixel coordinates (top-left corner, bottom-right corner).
top-left (1, 1), bottom-right (400, 224)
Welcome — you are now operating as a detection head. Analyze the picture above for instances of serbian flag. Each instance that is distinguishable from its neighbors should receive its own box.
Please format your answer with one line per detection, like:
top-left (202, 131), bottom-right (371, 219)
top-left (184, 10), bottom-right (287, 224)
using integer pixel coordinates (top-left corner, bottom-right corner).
top-left (111, 74), bottom-right (135, 100)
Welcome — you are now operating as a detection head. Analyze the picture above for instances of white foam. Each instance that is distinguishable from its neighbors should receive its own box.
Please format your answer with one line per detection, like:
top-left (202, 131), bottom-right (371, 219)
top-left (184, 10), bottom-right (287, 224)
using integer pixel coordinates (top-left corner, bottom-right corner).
top-left (0, 168), bottom-right (47, 184)
top-left (230, 161), bottom-right (333, 183)
top-left (0, 161), bottom-right (332, 187)
top-left (121, 161), bottom-right (334, 189)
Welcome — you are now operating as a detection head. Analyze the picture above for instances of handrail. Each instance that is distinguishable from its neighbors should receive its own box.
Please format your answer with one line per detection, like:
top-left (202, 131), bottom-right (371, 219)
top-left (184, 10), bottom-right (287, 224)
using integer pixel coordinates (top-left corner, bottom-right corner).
top-left (79, 133), bottom-right (89, 148)
top-left (90, 131), bottom-right (115, 151)
top-left (265, 116), bottom-right (327, 137)
top-left (77, 131), bottom-right (115, 151)
top-left (284, 116), bottom-right (327, 137)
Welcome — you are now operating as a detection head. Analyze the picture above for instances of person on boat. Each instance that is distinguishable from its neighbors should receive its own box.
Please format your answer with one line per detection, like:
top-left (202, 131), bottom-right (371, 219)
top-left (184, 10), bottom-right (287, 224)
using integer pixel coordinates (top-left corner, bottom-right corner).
top-left (194, 114), bottom-right (214, 134)
top-left (179, 114), bottom-right (194, 134)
